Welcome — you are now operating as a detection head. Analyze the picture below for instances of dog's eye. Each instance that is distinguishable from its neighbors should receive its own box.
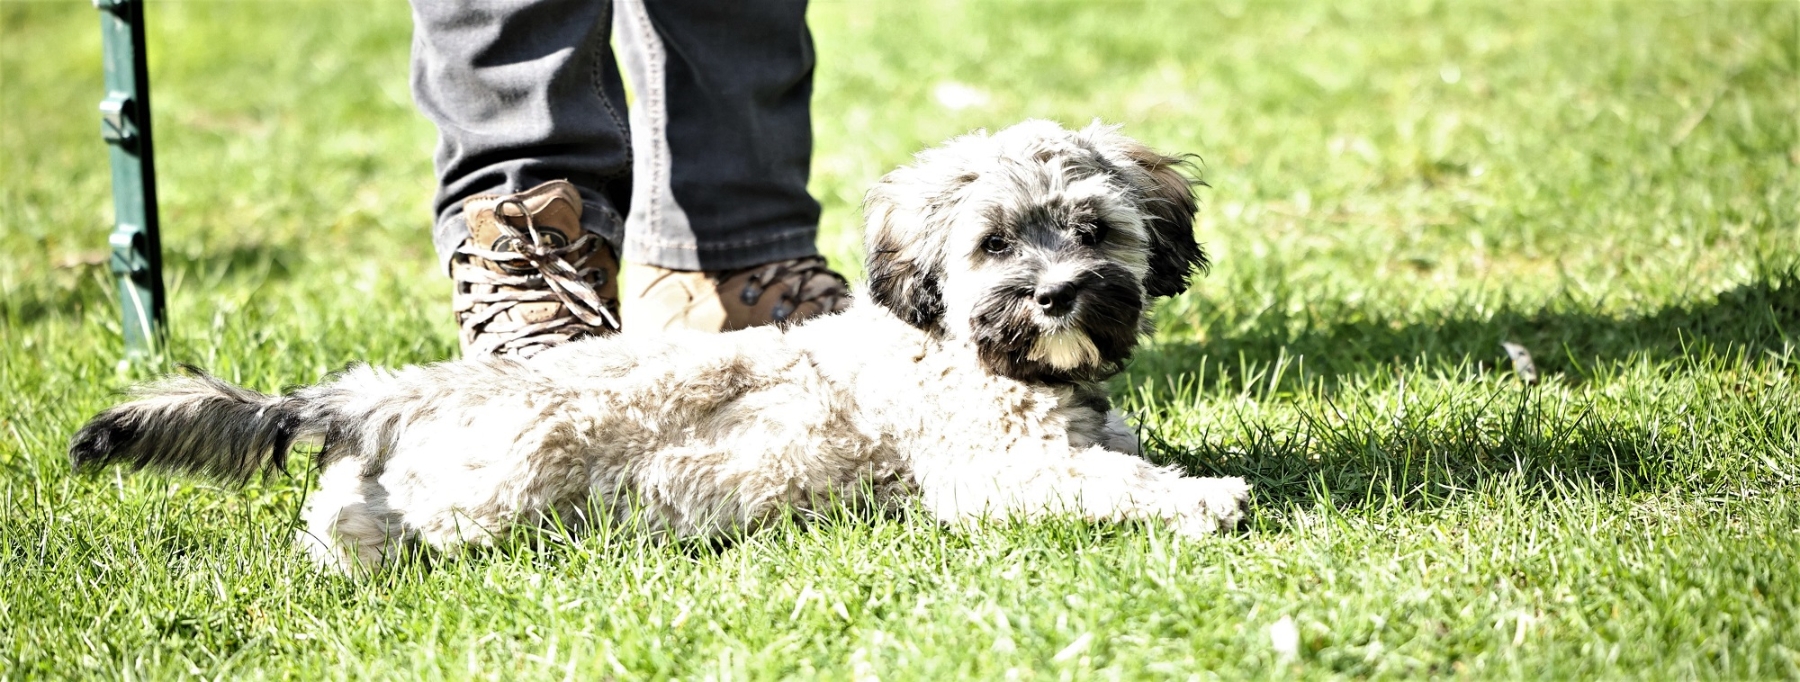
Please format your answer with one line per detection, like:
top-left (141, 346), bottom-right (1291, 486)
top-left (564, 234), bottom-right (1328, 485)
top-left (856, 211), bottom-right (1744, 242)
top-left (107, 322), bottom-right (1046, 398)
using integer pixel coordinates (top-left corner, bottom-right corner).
top-left (1080, 221), bottom-right (1110, 247)
top-left (981, 234), bottom-right (1011, 255)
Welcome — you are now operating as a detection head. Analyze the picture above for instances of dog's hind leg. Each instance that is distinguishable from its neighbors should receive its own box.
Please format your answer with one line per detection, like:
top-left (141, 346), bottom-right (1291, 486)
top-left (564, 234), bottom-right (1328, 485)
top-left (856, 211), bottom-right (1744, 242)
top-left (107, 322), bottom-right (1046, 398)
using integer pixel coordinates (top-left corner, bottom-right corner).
top-left (373, 414), bottom-right (596, 558)
top-left (296, 458), bottom-right (405, 574)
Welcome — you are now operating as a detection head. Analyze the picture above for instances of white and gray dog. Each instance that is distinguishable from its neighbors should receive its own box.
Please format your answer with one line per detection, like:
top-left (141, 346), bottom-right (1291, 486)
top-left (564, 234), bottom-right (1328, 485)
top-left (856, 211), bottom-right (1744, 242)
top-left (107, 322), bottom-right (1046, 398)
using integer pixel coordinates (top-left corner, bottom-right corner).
top-left (70, 120), bottom-right (1250, 573)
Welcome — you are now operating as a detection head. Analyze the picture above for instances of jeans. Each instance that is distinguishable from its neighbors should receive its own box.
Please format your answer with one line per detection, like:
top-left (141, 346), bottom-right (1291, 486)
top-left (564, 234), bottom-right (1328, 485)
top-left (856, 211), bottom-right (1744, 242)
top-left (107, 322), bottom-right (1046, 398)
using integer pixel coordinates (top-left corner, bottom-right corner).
top-left (411, 0), bottom-right (822, 273)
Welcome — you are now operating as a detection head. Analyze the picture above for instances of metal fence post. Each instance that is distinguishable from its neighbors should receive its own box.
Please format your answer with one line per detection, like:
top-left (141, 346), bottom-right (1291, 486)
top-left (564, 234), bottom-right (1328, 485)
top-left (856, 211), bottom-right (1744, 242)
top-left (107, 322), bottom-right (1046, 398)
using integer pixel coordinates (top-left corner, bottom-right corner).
top-left (96, 0), bottom-right (166, 357)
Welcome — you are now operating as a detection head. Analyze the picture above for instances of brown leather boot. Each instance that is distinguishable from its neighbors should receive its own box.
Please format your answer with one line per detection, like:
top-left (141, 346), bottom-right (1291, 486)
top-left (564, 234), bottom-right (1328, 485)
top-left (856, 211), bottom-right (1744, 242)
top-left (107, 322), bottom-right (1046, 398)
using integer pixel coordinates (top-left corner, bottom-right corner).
top-left (623, 256), bottom-right (851, 333)
top-left (451, 180), bottom-right (621, 358)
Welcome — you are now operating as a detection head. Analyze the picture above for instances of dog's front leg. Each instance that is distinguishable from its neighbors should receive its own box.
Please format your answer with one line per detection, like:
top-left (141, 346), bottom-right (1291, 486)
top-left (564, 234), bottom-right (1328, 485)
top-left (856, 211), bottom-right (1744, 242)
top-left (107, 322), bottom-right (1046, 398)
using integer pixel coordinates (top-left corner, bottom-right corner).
top-left (1097, 410), bottom-right (1140, 455)
top-left (911, 444), bottom-right (1249, 537)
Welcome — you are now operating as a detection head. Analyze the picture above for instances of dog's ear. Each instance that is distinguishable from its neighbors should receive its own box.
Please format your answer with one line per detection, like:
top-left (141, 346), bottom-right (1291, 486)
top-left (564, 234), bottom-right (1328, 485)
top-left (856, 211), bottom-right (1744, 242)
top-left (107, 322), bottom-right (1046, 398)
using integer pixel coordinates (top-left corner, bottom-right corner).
top-left (863, 176), bottom-right (949, 333)
top-left (1086, 125), bottom-right (1209, 298)
top-left (1123, 144), bottom-right (1208, 298)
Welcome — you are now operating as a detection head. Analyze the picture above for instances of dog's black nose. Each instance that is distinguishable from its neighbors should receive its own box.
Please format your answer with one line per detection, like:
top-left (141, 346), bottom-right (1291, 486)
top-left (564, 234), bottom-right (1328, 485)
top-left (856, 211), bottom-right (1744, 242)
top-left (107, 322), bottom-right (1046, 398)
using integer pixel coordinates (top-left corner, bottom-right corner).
top-left (1034, 281), bottom-right (1078, 317)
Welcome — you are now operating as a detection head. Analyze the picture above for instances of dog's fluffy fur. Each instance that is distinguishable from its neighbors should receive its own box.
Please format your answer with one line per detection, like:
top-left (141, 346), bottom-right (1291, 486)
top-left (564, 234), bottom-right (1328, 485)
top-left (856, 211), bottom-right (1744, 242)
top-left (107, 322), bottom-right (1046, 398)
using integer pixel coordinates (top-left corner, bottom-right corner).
top-left (69, 120), bottom-right (1250, 573)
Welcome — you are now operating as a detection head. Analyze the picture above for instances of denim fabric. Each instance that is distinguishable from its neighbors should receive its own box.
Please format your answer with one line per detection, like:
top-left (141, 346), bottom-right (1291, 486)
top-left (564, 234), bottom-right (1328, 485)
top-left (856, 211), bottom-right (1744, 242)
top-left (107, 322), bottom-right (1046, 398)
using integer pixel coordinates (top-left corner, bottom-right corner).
top-left (413, 0), bottom-right (821, 272)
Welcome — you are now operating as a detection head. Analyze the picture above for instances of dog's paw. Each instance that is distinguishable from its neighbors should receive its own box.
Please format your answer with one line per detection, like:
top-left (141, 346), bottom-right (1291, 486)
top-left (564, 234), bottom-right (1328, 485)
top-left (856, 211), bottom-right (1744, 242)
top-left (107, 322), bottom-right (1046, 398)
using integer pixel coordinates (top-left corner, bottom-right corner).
top-left (1169, 476), bottom-right (1250, 537)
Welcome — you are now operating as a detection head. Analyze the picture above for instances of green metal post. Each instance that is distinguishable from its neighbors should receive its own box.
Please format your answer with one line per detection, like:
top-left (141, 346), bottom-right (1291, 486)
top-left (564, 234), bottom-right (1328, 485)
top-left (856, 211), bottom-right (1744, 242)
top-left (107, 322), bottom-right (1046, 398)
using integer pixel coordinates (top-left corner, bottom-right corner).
top-left (96, 0), bottom-right (166, 357)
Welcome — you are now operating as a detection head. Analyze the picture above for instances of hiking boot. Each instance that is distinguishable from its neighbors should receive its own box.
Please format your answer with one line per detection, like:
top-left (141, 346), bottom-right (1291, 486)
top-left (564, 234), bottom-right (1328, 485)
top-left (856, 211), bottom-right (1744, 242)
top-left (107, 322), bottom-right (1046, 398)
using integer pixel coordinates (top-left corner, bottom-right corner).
top-left (451, 180), bottom-right (621, 358)
top-left (623, 255), bottom-right (852, 333)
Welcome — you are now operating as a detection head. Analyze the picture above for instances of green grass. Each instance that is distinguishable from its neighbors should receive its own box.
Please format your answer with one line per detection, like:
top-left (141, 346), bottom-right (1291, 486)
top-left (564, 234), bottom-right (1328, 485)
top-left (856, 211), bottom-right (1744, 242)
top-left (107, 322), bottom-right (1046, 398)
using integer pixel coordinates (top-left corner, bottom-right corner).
top-left (3, 0), bottom-right (1798, 678)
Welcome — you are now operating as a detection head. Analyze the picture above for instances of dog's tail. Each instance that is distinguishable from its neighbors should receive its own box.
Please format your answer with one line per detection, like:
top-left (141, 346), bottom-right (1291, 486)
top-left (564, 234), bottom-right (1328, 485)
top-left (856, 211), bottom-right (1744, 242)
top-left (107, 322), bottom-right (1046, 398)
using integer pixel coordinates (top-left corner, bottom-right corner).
top-left (68, 365), bottom-right (345, 484)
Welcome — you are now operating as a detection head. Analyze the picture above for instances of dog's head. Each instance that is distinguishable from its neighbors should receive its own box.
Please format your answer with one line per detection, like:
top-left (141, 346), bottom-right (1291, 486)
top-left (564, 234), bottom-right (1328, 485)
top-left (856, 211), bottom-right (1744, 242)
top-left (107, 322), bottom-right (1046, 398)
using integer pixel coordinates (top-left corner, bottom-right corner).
top-left (863, 120), bottom-right (1208, 384)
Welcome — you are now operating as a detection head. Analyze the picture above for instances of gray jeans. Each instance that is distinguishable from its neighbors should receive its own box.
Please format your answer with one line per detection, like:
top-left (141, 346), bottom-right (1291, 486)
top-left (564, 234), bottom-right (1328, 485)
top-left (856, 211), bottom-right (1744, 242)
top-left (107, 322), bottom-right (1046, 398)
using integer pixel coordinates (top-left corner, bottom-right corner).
top-left (412, 0), bottom-right (821, 272)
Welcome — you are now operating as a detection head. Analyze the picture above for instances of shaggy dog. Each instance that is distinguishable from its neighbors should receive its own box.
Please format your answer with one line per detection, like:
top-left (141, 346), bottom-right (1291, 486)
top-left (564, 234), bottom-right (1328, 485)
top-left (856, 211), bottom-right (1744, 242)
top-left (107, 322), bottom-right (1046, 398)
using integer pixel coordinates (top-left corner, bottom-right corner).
top-left (69, 120), bottom-right (1250, 573)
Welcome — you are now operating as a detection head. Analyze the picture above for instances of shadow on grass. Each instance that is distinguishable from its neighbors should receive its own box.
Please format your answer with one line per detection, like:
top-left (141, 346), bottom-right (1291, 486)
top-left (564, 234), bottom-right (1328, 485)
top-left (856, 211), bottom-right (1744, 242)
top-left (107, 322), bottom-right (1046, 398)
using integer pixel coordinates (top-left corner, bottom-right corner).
top-left (0, 266), bottom-right (112, 328)
top-left (1114, 266), bottom-right (1800, 517)
top-left (1150, 389), bottom-right (1682, 515)
top-left (1131, 264), bottom-right (1799, 396)
top-left (1, 241), bottom-right (304, 327)
top-left (1125, 268), bottom-right (1799, 518)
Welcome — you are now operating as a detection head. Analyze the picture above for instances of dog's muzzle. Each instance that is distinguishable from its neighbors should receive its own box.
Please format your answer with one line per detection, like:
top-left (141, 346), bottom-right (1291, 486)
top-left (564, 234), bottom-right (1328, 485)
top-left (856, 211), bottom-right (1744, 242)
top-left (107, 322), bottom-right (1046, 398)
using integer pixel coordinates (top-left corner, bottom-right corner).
top-left (971, 260), bottom-right (1144, 383)
top-left (1033, 280), bottom-right (1079, 318)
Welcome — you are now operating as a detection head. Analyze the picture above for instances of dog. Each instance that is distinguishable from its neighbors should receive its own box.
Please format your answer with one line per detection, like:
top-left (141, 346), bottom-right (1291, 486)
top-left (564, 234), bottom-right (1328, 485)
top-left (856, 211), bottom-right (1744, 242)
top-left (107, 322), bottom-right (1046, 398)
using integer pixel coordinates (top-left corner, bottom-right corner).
top-left (69, 120), bottom-right (1250, 573)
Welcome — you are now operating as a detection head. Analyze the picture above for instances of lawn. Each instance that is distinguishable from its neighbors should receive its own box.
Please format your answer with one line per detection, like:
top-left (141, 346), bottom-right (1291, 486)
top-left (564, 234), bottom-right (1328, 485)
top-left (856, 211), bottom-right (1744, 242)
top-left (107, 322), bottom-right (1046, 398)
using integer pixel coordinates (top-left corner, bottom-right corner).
top-left (2, 0), bottom-right (1797, 678)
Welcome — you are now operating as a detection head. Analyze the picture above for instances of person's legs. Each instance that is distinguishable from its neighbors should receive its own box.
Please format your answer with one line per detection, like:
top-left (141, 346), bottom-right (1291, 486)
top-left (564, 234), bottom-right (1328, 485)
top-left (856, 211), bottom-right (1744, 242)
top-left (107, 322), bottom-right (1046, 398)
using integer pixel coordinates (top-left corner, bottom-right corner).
top-left (413, 0), bottom-right (632, 263)
top-left (613, 0), bottom-right (849, 331)
top-left (612, 0), bottom-right (818, 270)
top-left (411, 0), bottom-right (632, 355)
